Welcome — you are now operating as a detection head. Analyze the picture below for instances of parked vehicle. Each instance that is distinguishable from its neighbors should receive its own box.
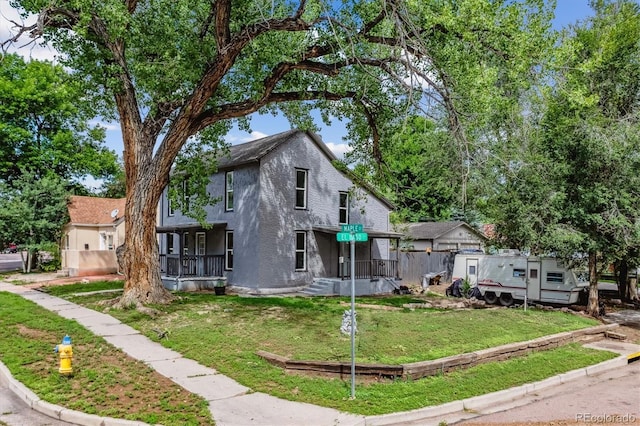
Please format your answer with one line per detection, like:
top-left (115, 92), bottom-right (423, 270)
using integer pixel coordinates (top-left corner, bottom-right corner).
top-left (4, 243), bottom-right (18, 254)
top-left (452, 251), bottom-right (588, 306)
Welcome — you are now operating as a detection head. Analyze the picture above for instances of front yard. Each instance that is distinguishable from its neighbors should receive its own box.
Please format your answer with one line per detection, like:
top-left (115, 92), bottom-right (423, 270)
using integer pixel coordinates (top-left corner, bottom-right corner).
top-left (35, 281), bottom-right (617, 416)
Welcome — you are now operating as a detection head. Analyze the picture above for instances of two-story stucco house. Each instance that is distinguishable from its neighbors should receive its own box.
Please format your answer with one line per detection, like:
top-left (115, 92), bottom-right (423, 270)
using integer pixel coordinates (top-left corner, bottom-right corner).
top-left (156, 130), bottom-right (402, 295)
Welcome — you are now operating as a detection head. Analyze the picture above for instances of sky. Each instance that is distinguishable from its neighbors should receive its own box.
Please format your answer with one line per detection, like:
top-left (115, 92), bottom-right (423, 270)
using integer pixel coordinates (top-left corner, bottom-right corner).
top-left (0, 0), bottom-right (598, 163)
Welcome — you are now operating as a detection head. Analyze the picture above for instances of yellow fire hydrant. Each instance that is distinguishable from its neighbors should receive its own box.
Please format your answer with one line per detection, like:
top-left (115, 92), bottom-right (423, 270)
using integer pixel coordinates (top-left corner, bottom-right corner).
top-left (54, 335), bottom-right (73, 376)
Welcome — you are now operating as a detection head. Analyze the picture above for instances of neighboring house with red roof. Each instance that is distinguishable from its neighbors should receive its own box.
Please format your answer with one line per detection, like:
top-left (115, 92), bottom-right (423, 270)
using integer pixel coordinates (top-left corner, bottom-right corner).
top-left (61, 196), bottom-right (126, 277)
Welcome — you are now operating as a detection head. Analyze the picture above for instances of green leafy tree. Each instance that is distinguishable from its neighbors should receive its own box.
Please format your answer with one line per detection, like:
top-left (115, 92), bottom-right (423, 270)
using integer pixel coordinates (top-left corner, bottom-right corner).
top-left (0, 54), bottom-right (120, 186)
top-left (376, 116), bottom-right (460, 222)
top-left (0, 170), bottom-right (69, 272)
top-left (3, 0), bottom-right (553, 307)
top-left (489, 0), bottom-right (640, 314)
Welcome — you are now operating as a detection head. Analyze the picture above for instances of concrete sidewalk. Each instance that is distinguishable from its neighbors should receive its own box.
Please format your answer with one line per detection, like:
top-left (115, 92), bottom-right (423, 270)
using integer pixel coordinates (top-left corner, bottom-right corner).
top-left (1, 280), bottom-right (639, 426)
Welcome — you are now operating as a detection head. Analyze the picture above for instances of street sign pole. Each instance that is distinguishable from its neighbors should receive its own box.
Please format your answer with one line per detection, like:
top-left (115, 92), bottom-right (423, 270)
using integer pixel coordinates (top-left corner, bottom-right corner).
top-left (350, 237), bottom-right (356, 399)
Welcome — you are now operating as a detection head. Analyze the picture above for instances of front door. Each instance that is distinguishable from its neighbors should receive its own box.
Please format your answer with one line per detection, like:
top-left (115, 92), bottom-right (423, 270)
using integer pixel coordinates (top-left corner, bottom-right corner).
top-left (527, 260), bottom-right (541, 301)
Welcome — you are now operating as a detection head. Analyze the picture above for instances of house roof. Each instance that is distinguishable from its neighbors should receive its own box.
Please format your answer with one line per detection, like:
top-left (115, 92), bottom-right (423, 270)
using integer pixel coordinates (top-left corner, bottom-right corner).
top-left (401, 221), bottom-right (486, 241)
top-left (216, 129), bottom-right (395, 209)
top-left (67, 196), bottom-right (126, 225)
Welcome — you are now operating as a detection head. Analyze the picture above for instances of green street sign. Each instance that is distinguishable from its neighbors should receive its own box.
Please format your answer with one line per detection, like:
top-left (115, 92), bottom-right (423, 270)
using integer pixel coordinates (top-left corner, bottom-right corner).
top-left (354, 232), bottom-right (368, 242)
top-left (341, 224), bottom-right (363, 233)
top-left (337, 232), bottom-right (353, 242)
top-left (337, 232), bottom-right (368, 242)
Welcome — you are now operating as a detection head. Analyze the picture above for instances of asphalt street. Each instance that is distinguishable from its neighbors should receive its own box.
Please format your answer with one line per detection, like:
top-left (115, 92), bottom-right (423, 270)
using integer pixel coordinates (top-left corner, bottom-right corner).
top-left (0, 253), bottom-right (22, 273)
top-left (0, 384), bottom-right (71, 426)
top-left (456, 360), bottom-right (640, 425)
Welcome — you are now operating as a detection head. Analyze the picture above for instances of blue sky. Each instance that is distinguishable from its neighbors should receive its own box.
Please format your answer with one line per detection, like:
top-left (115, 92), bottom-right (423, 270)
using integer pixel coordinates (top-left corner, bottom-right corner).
top-left (1, 0), bottom-right (598, 160)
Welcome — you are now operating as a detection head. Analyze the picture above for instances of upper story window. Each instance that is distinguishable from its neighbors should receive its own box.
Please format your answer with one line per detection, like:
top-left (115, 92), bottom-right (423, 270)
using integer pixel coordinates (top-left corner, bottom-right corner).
top-left (295, 169), bottom-right (307, 209)
top-left (168, 196), bottom-right (175, 216)
top-left (339, 191), bottom-right (349, 224)
top-left (225, 171), bottom-right (234, 211)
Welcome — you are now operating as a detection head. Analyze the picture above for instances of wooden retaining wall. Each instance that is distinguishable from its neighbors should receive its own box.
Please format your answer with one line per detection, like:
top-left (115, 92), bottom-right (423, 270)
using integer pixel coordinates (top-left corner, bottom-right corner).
top-left (257, 323), bottom-right (619, 380)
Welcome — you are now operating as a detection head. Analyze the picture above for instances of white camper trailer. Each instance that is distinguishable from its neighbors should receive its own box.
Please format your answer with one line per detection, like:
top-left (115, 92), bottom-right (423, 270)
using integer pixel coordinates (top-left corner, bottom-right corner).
top-left (451, 252), bottom-right (588, 306)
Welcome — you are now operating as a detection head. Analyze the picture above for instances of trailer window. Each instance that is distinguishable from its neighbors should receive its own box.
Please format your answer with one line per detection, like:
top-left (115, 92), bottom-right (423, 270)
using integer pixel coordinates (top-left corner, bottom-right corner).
top-left (468, 265), bottom-right (476, 275)
top-left (547, 272), bottom-right (564, 283)
top-left (513, 268), bottom-right (525, 278)
top-left (529, 269), bottom-right (538, 279)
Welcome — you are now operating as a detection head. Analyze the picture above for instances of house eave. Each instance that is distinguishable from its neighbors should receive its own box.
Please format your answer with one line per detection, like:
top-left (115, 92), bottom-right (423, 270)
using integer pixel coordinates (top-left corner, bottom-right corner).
top-left (156, 222), bottom-right (227, 233)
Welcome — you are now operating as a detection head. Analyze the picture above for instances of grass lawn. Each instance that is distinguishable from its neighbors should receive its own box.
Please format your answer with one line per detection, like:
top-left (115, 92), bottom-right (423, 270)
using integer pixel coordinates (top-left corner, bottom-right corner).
top-left (0, 291), bottom-right (213, 426)
top-left (38, 281), bottom-right (617, 416)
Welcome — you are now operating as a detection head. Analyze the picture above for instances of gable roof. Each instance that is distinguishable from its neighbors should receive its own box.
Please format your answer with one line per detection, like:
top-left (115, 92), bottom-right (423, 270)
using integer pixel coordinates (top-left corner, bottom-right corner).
top-left (402, 221), bottom-right (486, 241)
top-left (217, 129), bottom-right (335, 169)
top-left (217, 129), bottom-right (395, 210)
top-left (67, 196), bottom-right (126, 225)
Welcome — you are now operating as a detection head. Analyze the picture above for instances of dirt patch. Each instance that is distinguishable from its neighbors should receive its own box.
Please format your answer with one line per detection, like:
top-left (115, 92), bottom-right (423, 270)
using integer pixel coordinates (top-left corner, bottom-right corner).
top-left (16, 325), bottom-right (57, 340)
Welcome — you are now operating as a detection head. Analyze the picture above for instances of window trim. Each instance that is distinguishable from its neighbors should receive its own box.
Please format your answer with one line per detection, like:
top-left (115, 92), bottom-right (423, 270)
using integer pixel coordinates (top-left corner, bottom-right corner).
top-left (195, 232), bottom-right (206, 255)
top-left (183, 232), bottom-right (189, 255)
top-left (167, 233), bottom-right (174, 254)
top-left (339, 191), bottom-right (349, 224)
top-left (168, 197), bottom-right (175, 216)
top-left (295, 169), bottom-right (308, 209)
top-left (295, 231), bottom-right (307, 271)
top-left (225, 231), bottom-right (234, 271)
top-left (225, 171), bottom-right (234, 211)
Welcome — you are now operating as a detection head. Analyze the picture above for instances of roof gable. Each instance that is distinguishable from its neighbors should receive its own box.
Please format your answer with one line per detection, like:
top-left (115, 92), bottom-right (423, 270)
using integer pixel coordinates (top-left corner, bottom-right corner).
top-left (217, 129), bottom-right (394, 210)
top-left (67, 196), bottom-right (126, 225)
top-left (403, 221), bottom-right (485, 240)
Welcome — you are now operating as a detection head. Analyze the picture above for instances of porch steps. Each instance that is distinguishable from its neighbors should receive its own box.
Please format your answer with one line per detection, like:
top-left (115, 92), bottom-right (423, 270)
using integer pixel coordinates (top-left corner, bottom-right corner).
top-left (301, 278), bottom-right (338, 296)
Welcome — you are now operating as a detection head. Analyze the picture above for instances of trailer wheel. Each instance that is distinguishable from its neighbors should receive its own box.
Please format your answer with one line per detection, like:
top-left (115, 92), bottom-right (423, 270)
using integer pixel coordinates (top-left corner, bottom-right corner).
top-left (484, 292), bottom-right (498, 304)
top-left (499, 293), bottom-right (514, 307)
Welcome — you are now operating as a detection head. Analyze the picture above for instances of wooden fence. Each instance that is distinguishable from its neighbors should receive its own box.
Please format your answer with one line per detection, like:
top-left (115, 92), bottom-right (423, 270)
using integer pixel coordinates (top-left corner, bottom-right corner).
top-left (391, 251), bottom-right (456, 286)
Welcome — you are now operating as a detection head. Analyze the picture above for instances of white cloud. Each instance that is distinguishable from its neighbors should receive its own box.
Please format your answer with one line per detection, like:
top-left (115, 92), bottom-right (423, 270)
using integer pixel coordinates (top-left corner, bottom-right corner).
top-left (89, 119), bottom-right (121, 132)
top-left (1, 3), bottom-right (59, 62)
top-left (226, 130), bottom-right (270, 144)
top-left (325, 142), bottom-right (352, 159)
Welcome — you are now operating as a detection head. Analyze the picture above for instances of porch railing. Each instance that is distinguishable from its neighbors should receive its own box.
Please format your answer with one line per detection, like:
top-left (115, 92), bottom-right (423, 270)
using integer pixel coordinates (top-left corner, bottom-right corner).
top-left (159, 254), bottom-right (225, 277)
top-left (340, 259), bottom-right (398, 280)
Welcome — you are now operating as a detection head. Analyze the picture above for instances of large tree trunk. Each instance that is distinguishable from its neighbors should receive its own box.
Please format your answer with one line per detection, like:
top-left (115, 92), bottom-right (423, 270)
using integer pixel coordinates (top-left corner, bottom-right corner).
top-left (615, 260), bottom-right (629, 301)
top-left (586, 251), bottom-right (600, 317)
top-left (118, 184), bottom-right (174, 306)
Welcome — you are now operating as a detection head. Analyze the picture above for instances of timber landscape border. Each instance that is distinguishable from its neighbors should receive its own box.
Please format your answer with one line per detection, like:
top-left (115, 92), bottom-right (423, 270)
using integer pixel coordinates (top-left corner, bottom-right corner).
top-left (257, 323), bottom-right (619, 379)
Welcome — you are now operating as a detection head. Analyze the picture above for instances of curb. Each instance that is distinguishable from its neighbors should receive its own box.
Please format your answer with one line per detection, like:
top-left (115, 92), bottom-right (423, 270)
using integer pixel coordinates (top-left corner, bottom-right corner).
top-left (0, 361), bottom-right (150, 426)
top-left (363, 353), bottom-right (630, 426)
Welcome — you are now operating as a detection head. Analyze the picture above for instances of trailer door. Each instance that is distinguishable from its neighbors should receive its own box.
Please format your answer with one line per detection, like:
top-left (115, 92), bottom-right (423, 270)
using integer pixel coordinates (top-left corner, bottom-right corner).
top-left (527, 260), bottom-right (541, 301)
top-left (466, 258), bottom-right (478, 286)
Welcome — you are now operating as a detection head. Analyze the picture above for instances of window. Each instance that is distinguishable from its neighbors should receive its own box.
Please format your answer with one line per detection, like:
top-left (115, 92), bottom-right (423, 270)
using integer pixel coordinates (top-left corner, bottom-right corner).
top-left (225, 231), bottom-right (234, 270)
top-left (196, 232), bottom-right (206, 255)
top-left (295, 169), bottom-right (307, 209)
top-left (225, 171), bottom-right (234, 211)
top-left (295, 231), bottom-right (307, 271)
top-left (339, 192), bottom-right (349, 224)
top-left (64, 235), bottom-right (70, 250)
top-left (183, 233), bottom-right (189, 255)
top-left (99, 232), bottom-right (114, 250)
top-left (513, 268), bottom-right (526, 278)
top-left (167, 234), bottom-right (174, 254)
top-left (547, 272), bottom-right (564, 283)
top-left (168, 197), bottom-right (175, 216)
top-left (468, 265), bottom-right (476, 275)
top-left (529, 269), bottom-right (538, 279)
